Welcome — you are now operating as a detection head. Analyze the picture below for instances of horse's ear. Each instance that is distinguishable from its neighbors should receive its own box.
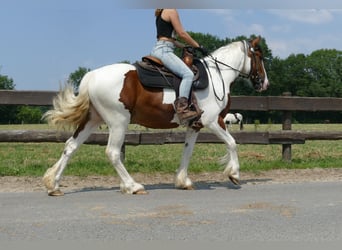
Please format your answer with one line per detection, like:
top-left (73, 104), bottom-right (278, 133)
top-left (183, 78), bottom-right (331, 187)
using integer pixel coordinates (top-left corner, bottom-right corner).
top-left (251, 36), bottom-right (261, 47)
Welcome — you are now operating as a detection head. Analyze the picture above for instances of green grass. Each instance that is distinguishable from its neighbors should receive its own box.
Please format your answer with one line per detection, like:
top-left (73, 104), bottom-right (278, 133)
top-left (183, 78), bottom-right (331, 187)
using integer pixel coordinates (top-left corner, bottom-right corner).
top-left (0, 141), bottom-right (341, 177)
top-left (0, 124), bottom-right (341, 177)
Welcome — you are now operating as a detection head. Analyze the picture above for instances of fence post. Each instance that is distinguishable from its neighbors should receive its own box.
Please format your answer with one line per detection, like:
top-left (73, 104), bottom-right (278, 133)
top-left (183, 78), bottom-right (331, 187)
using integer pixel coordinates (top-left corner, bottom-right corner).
top-left (282, 92), bottom-right (292, 162)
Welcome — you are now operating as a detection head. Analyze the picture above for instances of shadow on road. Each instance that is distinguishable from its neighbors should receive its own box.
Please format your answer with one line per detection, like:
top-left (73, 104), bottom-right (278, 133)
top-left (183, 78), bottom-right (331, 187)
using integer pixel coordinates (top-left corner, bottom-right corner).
top-left (64, 177), bottom-right (272, 195)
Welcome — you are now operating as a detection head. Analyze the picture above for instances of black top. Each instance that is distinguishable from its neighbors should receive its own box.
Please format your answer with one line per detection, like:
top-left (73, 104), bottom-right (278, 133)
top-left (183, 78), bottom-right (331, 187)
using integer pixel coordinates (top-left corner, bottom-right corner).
top-left (156, 10), bottom-right (174, 38)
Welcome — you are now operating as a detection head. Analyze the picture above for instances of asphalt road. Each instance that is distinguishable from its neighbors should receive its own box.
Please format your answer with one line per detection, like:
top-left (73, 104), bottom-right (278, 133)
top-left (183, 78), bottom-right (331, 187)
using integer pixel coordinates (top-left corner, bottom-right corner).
top-left (0, 181), bottom-right (341, 240)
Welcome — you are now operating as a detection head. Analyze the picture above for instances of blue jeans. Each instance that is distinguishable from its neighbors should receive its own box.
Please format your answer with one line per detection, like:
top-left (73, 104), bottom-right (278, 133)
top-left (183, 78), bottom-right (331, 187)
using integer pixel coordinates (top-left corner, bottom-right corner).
top-left (151, 40), bottom-right (194, 99)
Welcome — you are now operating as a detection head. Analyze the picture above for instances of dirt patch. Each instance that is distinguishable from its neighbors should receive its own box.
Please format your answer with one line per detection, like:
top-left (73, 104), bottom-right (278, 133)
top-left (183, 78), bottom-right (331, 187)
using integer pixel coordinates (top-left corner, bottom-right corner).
top-left (1, 168), bottom-right (341, 193)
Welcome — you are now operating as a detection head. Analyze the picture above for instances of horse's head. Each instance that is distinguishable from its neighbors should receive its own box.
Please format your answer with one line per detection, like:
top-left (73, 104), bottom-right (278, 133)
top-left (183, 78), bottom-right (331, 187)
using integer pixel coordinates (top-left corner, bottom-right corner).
top-left (247, 37), bottom-right (269, 92)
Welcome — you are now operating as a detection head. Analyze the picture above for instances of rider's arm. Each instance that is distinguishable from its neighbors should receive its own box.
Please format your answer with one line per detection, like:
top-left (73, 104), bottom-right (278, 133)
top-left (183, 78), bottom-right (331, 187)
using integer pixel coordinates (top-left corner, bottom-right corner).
top-left (163, 9), bottom-right (200, 48)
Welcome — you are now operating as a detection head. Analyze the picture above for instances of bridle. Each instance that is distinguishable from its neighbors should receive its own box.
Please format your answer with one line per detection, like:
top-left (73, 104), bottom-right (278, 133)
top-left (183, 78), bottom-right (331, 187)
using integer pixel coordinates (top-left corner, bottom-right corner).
top-left (243, 40), bottom-right (266, 91)
top-left (202, 40), bottom-right (266, 101)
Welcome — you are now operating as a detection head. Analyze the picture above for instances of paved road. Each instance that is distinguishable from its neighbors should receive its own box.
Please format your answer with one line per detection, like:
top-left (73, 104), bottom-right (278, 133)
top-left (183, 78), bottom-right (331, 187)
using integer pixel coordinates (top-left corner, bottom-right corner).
top-left (0, 181), bottom-right (341, 240)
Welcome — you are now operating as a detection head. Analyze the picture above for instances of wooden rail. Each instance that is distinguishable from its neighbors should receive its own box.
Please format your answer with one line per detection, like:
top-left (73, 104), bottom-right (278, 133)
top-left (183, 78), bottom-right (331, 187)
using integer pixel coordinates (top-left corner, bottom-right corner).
top-left (0, 90), bottom-right (341, 161)
top-left (0, 130), bottom-right (341, 145)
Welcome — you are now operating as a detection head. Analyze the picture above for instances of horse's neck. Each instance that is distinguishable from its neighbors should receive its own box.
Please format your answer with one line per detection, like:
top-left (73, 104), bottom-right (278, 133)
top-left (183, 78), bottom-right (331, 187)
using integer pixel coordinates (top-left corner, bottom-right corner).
top-left (205, 42), bottom-right (248, 85)
top-left (211, 42), bottom-right (246, 70)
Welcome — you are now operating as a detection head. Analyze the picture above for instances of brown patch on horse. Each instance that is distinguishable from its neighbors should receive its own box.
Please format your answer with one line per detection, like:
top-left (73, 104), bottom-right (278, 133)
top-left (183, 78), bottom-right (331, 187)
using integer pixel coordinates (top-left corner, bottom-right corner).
top-left (218, 93), bottom-right (232, 130)
top-left (119, 70), bottom-right (179, 129)
top-left (73, 112), bottom-right (90, 138)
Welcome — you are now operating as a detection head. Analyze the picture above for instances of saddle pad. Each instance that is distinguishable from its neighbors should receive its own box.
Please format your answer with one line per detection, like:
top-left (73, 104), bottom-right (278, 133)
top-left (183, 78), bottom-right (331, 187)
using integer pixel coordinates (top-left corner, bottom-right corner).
top-left (134, 59), bottom-right (208, 90)
top-left (134, 61), bottom-right (176, 89)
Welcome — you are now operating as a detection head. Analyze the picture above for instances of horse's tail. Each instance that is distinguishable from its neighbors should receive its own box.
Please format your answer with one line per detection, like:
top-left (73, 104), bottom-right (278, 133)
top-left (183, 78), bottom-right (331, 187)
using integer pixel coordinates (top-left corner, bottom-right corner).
top-left (43, 72), bottom-right (91, 130)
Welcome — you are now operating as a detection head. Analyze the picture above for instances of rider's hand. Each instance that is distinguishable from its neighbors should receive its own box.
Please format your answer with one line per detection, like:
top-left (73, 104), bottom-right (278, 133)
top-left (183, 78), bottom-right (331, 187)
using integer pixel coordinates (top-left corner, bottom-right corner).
top-left (196, 45), bottom-right (209, 56)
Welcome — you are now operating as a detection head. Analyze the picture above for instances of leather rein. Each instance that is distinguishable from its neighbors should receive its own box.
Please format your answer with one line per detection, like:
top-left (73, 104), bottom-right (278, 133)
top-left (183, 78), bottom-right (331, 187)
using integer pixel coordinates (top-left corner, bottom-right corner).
top-left (202, 40), bottom-right (263, 101)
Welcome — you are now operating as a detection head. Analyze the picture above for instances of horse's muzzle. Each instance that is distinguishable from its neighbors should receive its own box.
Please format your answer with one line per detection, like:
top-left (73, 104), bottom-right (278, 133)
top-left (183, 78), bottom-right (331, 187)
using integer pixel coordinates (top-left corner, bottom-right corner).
top-left (254, 77), bottom-right (269, 92)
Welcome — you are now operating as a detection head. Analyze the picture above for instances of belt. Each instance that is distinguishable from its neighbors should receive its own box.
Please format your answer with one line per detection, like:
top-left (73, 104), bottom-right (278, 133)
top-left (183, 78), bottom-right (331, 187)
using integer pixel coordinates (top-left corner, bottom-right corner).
top-left (157, 37), bottom-right (175, 43)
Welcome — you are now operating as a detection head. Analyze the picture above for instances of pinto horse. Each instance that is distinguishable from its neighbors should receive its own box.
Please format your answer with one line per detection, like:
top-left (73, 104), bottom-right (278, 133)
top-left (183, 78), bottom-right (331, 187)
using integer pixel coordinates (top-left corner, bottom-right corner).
top-left (224, 113), bottom-right (244, 130)
top-left (43, 37), bottom-right (269, 196)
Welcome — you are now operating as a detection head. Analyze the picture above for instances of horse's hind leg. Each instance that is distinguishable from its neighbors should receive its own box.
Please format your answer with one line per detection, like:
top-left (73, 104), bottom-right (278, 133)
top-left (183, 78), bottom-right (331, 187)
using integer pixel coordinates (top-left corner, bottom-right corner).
top-left (43, 109), bottom-right (102, 196)
top-left (105, 123), bottom-right (146, 194)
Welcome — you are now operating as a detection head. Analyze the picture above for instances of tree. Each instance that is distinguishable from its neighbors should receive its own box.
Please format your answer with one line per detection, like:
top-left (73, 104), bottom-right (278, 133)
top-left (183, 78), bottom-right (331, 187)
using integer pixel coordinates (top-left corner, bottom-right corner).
top-left (188, 32), bottom-right (228, 53)
top-left (0, 74), bottom-right (15, 90)
top-left (0, 73), bottom-right (45, 124)
top-left (0, 74), bottom-right (16, 124)
top-left (16, 106), bottom-right (43, 124)
top-left (269, 53), bottom-right (311, 96)
top-left (267, 49), bottom-right (342, 98)
top-left (303, 49), bottom-right (342, 97)
top-left (67, 67), bottom-right (91, 93)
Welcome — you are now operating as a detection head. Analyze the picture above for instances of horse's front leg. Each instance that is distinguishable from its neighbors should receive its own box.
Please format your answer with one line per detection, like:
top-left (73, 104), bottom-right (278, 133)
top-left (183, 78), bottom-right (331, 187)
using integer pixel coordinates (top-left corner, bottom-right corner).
top-left (208, 122), bottom-right (240, 185)
top-left (175, 128), bottom-right (199, 189)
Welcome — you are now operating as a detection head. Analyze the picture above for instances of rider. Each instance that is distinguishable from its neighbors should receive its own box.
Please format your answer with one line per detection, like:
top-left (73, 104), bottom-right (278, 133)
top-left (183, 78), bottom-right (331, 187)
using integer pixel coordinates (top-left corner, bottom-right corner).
top-left (151, 9), bottom-right (207, 124)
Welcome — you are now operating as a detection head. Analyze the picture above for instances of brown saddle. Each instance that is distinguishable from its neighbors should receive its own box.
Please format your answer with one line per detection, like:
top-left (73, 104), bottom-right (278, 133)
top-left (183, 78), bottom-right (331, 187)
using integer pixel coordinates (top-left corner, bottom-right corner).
top-left (144, 45), bottom-right (194, 67)
top-left (134, 47), bottom-right (208, 94)
top-left (141, 55), bottom-right (163, 67)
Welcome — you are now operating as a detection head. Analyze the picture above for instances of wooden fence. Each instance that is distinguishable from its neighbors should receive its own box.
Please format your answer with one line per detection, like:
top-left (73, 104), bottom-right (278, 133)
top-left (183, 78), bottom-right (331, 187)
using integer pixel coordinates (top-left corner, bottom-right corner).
top-left (1, 90), bottom-right (342, 161)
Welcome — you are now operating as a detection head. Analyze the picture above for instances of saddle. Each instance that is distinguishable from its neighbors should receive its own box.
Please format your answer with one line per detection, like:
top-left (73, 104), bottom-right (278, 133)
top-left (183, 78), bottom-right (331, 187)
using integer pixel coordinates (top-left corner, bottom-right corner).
top-left (133, 47), bottom-right (209, 96)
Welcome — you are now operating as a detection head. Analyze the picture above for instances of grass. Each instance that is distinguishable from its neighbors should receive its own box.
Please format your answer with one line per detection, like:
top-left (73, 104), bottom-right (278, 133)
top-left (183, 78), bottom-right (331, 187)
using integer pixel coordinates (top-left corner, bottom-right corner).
top-left (0, 124), bottom-right (341, 177)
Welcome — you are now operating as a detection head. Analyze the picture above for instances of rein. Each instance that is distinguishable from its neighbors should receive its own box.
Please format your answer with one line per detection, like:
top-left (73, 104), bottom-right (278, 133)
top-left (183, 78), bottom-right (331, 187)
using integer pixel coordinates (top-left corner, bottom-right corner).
top-left (207, 41), bottom-right (252, 79)
top-left (202, 40), bottom-right (256, 101)
top-left (202, 58), bottom-right (226, 101)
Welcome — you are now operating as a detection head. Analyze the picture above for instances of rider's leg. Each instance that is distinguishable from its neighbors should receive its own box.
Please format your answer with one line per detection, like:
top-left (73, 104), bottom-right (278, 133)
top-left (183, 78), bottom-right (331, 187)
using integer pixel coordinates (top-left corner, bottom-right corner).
top-left (151, 41), bottom-right (201, 123)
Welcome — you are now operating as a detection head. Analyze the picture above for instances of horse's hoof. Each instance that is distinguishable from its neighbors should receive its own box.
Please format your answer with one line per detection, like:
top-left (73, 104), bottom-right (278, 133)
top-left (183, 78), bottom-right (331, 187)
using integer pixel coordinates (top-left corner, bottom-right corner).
top-left (133, 189), bottom-right (149, 195)
top-left (48, 189), bottom-right (64, 196)
top-left (229, 176), bottom-right (240, 185)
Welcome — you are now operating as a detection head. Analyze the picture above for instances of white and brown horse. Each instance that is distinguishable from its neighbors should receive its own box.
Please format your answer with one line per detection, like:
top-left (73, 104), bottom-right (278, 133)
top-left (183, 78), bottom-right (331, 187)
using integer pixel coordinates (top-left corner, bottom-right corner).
top-left (43, 37), bottom-right (269, 196)
top-left (224, 113), bottom-right (244, 130)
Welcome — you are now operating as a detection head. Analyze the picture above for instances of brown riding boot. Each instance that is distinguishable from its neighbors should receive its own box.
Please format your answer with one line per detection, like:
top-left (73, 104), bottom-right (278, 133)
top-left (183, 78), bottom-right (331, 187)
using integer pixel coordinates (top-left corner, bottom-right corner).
top-left (174, 97), bottom-right (201, 124)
